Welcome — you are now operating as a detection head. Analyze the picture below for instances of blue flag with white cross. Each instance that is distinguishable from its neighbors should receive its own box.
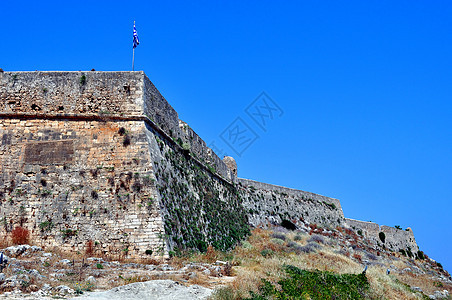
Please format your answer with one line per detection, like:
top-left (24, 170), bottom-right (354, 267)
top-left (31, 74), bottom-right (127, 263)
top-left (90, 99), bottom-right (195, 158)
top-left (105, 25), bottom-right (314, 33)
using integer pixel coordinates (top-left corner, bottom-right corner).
top-left (133, 24), bottom-right (140, 49)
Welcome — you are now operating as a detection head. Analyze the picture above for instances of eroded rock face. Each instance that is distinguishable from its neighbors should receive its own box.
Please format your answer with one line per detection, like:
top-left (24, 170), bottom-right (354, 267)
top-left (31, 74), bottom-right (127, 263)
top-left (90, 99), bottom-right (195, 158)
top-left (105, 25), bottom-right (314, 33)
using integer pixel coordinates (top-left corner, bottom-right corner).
top-left (223, 156), bottom-right (237, 176)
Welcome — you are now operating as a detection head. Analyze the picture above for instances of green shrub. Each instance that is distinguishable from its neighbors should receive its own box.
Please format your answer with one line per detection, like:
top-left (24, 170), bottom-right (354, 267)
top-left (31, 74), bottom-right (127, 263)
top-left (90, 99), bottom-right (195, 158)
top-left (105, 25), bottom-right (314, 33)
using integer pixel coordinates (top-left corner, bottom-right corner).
top-left (79, 74), bottom-right (86, 85)
top-left (323, 201), bottom-right (337, 210)
top-left (293, 234), bottom-right (303, 241)
top-left (271, 238), bottom-right (284, 245)
top-left (182, 143), bottom-right (190, 151)
top-left (417, 250), bottom-right (425, 260)
top-left (40, 189), bottom-right (52, 197)
top-left (433, 281), bottom-right (443, 288)
top-left (241, 241), bottom-right (253, 249)
top-left (260, 249), bottom-right (274, 258)
top-left (246, 265), bottom-right (369, 299)
top-left (207, 164), bottom-right (216, 174)
top-left (96, 263), bottom-right (103, 269)
top-left (406, 247), bottom-right (413, 258)
top-left (62, 229), bottom-right (77, 238)
top-left (39, 221), bottom-right (53, 232)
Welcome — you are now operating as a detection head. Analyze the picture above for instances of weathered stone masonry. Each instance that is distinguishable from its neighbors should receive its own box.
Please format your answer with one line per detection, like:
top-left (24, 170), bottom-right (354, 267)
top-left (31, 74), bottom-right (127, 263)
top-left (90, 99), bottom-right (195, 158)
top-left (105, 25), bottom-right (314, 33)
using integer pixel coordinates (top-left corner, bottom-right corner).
top-left (345, 218), bottom-right (418, 254)
top-left (0, 71), bottom-right (418, 258)
top-left (0, 71), bottom-right (242, 258)
top-left (239, 178), bottom-right (344, 228)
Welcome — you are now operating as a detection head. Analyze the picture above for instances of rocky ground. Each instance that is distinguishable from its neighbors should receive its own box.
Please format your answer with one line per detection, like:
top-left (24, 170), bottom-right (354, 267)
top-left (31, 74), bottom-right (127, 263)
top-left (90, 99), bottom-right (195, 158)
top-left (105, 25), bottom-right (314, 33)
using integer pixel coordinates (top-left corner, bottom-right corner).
top-left (0, 224), bottom-right (450, 299)
top-left (0, 244), bottom-right (232, 299)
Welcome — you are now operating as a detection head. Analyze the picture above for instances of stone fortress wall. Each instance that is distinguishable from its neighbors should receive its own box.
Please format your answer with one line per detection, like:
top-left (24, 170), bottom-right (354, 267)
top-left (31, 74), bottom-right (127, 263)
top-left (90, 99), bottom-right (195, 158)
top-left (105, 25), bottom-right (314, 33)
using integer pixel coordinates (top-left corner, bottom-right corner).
top-left (346, 218), bottom-right (418, 254)
top-left (0, 71), bottom-right (165, 257)
top-left (238, 178), bottom-right (344, 228)
top-left (0, 71), bottom-right (418, 258)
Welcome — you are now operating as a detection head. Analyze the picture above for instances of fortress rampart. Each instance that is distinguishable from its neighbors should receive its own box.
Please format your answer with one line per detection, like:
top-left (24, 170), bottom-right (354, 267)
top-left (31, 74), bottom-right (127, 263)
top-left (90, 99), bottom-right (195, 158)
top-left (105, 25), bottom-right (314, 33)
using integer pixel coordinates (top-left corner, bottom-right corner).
top-left (238, 178), bottom-right (344, 228)
top-left (0, 71), bottom-right (418, 258)
top-left (0, 71), bottom-right (234, 182)
top-left (346, 218), bottom-right (418, 254)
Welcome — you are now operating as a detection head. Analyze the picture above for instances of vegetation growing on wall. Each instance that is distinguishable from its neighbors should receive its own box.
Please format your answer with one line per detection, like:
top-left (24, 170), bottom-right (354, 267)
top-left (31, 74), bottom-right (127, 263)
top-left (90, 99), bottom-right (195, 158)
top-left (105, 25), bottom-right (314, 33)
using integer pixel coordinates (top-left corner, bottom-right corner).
top-left (152, 131), bottom-right (249, 254)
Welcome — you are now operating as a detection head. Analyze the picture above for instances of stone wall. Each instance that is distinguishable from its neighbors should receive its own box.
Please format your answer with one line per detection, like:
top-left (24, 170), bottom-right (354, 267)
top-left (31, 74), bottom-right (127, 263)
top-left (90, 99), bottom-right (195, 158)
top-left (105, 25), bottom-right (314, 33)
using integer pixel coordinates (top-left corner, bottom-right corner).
top-left (0, 71), bottom-right (419, 258)
top-left (0, 71), bottom-right (241, 258)
top-left (140, 73), bottom-right (234, 182)
top-left (239, 178), bottom-right (345, 228)
top-left (345, 218), bottom-right (418, 253)
top-left (0, 71), bottom-right (144, 116)
top-left (145, 123), bottom-right (249, 253)
top-left (0, 117), bottom-right (164, 258)
top-left (345, 218), bottom-right (380, 238)
top-left (0, 71), bottom-right (234, 182)
top-left (381, 225), bottom-right (418, 254)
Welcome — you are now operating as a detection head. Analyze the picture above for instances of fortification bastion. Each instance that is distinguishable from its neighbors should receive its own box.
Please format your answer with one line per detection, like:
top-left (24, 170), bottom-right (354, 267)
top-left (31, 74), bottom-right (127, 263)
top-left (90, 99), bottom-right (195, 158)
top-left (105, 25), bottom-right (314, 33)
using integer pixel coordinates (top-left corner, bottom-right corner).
top-left (0, 71), bottom-right (418, 258)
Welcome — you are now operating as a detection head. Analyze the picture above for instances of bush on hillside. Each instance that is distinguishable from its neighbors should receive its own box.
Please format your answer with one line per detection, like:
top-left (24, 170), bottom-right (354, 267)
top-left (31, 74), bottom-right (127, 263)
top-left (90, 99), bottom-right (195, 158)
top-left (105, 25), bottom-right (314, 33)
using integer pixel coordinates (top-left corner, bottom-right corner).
top-left (246, 265), bottom-right (369, 300)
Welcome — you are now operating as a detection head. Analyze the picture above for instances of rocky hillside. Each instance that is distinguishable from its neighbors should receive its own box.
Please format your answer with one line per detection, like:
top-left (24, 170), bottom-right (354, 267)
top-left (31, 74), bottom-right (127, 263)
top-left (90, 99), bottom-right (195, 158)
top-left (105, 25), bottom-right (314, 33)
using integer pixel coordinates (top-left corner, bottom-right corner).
top-left (0, 221), bottom-right (450, 299)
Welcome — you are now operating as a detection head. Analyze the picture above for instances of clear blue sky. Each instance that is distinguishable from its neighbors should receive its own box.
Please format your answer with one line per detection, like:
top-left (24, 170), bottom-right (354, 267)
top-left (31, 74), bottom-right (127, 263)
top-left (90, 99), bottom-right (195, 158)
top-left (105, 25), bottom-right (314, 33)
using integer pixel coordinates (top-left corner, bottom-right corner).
top-left (2, 1), bottom-right (451, 272)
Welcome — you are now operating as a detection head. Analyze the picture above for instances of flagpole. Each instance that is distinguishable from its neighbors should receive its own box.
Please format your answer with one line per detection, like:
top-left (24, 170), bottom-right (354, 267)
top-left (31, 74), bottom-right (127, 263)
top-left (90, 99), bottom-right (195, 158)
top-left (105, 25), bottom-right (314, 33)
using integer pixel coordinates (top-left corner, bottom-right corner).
top-left (132, 48), bottom-right (135, 72)
top-left (132, 21), bottom-right (135, 71)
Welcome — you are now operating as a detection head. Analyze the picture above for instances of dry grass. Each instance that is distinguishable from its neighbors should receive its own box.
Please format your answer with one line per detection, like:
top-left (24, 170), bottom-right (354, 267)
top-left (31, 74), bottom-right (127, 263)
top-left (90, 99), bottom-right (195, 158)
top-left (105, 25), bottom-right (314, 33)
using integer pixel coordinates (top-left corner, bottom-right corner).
top-left (0, 235), bottom-right (10, 249)
top-left (168, 245), bottom-right (233, 269)
top-left (302, 248), bottom-right (362, 273)
top-left (0, 227), bottom-right (448, 299)
top-left (205, 227), bottom-right (451, 300)
top-left (396, 270), bottom-right (451, 296)
top-left (186, 272), bottom-right (211, 286)
top-left (366, 267), bottom-right (424, 300)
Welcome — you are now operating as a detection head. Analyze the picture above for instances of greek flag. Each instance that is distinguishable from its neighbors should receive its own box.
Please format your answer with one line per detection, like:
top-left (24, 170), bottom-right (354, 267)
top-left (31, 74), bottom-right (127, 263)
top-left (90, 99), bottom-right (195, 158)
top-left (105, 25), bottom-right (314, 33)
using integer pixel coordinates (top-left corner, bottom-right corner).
top-left (133, 24), bottom-right (140, 49)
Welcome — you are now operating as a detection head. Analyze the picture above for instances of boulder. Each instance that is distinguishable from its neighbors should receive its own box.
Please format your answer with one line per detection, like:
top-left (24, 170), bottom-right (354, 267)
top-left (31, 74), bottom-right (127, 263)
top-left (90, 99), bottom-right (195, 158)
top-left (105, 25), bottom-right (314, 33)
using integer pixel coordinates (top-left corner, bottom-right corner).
top-left (55, 285), bottom-right (75, 295)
